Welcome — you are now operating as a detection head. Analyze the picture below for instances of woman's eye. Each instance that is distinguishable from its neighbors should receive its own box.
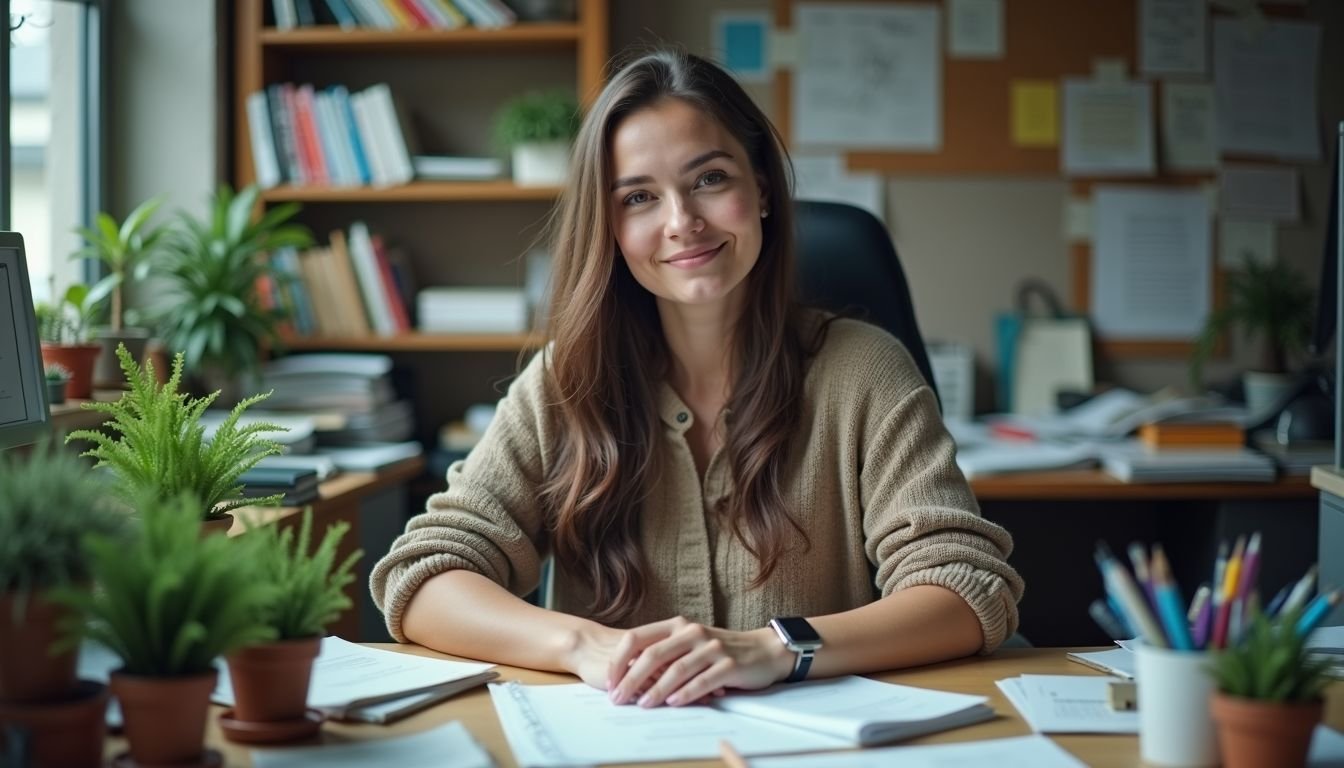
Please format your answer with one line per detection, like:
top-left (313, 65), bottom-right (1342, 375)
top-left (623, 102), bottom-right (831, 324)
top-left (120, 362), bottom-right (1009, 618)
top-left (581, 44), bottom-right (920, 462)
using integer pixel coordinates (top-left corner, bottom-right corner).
top-left (623, 191), bottom-right (651, 206)
top-left (697, 170), bottom-right (727, 187)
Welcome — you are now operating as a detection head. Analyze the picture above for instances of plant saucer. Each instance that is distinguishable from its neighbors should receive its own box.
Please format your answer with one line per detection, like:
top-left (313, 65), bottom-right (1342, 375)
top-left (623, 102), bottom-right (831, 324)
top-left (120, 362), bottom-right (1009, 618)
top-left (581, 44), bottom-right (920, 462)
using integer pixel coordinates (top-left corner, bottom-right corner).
top-left (218, 707), bottom-right (324, 744)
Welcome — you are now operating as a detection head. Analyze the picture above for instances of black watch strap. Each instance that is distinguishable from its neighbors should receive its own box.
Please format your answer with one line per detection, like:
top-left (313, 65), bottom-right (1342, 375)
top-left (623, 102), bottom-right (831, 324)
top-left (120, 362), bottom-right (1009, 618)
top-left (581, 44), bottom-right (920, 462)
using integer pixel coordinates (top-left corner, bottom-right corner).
top-left (785, 647), bottom-right (815, 683)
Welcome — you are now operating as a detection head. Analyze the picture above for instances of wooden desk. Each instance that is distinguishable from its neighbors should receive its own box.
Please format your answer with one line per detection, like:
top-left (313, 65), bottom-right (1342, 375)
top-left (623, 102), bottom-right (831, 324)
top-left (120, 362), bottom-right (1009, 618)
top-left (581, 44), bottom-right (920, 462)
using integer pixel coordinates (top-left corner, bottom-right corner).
top-left (970, 470), bottom-right (1315, 501)
top-left (105, 646), bottom-right (1344, 768)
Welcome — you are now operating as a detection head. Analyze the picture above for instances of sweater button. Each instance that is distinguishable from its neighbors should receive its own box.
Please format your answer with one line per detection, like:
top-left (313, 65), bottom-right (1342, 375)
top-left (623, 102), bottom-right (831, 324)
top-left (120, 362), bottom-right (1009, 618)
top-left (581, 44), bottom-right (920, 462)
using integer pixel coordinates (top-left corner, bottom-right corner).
top-left (676, 412), bottom-right (689, 423)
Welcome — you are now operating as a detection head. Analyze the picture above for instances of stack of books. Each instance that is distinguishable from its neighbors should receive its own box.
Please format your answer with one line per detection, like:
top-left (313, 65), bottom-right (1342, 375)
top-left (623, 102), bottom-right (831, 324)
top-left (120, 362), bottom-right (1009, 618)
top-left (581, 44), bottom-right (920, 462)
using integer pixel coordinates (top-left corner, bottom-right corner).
top-left (417, 287), bottom-right (529, 333)
top-left (237, 466), bottom-right (321, 506)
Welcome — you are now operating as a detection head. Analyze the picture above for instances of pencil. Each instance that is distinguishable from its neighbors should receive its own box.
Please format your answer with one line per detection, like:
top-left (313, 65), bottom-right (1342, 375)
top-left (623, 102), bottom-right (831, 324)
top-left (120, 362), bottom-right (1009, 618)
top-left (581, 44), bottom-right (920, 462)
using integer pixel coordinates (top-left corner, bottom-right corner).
top-left (719, 740), bottom-right (749, 768)
top-left (1281, 565), bottom-right (1319, 616)
top-left (1151, 546), bottom-right (1194, 650)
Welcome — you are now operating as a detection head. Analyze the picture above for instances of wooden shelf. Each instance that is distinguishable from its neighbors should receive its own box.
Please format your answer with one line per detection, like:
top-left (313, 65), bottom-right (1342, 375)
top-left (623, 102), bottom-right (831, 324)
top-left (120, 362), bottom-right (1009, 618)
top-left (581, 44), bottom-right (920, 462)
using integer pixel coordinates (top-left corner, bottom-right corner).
top-left (258, 24), bottom-right (583, 52)
top-left (260, 181), bottom-right (561, 203)
top-left (282, 332), bottom-right (544, 352)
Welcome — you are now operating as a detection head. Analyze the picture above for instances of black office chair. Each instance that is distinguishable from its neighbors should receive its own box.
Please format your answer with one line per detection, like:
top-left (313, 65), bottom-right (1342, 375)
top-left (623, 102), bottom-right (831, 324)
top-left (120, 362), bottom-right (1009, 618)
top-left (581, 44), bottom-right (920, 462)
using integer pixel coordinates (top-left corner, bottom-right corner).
top-left (793, 200), bottom-right (940, 409)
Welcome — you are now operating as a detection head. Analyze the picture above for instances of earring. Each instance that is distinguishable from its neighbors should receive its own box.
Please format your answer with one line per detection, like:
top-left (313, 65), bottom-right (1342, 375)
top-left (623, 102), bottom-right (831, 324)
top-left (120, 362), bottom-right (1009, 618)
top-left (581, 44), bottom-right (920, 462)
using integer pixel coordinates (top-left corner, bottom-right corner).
top-left (760, 209), bottom-right (769, 218)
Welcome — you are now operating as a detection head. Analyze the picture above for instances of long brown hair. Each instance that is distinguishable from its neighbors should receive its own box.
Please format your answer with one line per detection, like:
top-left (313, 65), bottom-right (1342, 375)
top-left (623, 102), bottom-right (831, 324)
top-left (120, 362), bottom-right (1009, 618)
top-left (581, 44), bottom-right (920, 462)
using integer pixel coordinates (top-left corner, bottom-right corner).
top-left (541, 50), bottom-right (813, 623)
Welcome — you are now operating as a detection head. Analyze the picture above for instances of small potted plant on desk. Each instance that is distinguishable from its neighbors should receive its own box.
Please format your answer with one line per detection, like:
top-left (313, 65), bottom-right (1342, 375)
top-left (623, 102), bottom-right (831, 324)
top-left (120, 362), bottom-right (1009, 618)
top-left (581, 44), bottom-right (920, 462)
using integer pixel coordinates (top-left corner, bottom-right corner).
top-left (54, 491), bottom-right (276, 767)
top-left (0, 442), bottom-right (124, 767)
top-left (43, 362), bottom-right (70, 405)
top-left (35, 282), bottom-right (106, 400)
top-left (1189, 255), bottom-right (1314, 417)
top-left (72, 196), bottom-right (166, 389)
top-left (493, 89), bottom-right (580, 186)
top-left (66, 344), bottom-right (285, 535)
top-left (1209, 608), bottom-right (1333, 768)
top-left (220, 509), bottom-right (361, 744)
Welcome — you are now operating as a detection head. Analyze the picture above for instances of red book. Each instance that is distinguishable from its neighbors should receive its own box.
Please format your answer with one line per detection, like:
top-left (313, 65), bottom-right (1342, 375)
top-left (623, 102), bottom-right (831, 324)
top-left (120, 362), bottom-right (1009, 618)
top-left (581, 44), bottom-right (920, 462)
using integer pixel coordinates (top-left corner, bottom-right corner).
top-left (293, 85), bottom-right (330, 186)
top-left (370, 235), bottom-right (412, 332)
top-left (396, 0), bottom-right (433, 27)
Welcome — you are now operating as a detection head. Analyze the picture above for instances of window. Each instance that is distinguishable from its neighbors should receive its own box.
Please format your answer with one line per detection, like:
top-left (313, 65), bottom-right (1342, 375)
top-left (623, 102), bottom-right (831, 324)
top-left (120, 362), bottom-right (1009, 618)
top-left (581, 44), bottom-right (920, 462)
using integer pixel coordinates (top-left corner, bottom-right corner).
top-left (3, 0), bottom-right (105, 304)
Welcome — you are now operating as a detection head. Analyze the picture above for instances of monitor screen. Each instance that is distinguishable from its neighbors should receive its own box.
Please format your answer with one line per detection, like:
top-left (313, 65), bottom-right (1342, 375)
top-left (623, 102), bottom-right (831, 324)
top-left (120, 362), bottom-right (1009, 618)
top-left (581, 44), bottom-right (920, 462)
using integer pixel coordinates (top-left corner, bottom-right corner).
top-left (0, 233), bottom-right (51, 450)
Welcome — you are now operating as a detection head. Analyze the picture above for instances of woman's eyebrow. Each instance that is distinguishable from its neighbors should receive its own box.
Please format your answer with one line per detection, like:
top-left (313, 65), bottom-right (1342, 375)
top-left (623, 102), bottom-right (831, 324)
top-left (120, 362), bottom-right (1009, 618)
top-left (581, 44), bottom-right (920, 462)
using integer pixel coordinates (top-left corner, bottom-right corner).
top-left (611, 149), bottom-right (734, 191)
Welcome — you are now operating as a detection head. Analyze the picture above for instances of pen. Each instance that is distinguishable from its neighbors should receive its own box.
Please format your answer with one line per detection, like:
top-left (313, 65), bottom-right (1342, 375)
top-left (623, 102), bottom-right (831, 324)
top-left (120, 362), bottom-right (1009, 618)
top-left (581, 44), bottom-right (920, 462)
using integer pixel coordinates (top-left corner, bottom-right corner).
top-left (1151, 546), bottom-right (1194, 650)
top-left (719, 740), bottom-right (749, 768)
top-left (1281, 565), bottom-right (1319, 616)
top-left (1129, 542), bottom-right (1156, 606)
top-left (1296, 589), bottom-right (1341, 638)
top-left (1265, 584), bottom-right (1291, 618)
top-left (1211, 536), bottom-right (1246, 650)
top-left (1235, 532), bottom-right (1262, 606)
top-left (1187, 583), bottom-right (1211, 625)
top-left (1089, 598), bottom-right (1129, 641)
top-left (1096, 544), bottom-right (1168, 647)
top-left (1191, 587), bottom-right (1214, 650)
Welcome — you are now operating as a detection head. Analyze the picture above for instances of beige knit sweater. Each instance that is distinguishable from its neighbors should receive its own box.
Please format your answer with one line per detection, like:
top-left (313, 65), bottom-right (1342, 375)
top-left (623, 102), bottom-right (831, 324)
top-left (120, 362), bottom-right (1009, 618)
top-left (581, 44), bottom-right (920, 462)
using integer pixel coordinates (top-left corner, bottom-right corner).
top-left (371, 318), bottom-right (1024, 652)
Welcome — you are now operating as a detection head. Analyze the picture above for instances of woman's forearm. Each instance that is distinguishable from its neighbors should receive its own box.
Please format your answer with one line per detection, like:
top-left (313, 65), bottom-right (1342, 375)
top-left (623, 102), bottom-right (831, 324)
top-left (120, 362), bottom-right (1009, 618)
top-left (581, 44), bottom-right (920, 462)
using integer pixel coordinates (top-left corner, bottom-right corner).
top-left (400, 569), bottom-right (610, 674)
top-left (805, 585), bottom-right (983, 678)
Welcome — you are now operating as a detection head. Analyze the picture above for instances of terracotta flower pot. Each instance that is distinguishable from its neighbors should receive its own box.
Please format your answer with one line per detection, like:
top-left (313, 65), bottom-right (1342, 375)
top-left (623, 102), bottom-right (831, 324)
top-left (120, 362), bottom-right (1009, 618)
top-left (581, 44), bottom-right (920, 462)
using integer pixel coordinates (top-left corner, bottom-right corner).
top-left (0, 679), bottom-right (108, 767)
top-left (0, 592), bottom-right (78, 704)
top-left (226, 636), bottom-right (321, 722)
top-left (39, 344), bottom-right (101, 400)
top-left (110, 668), bottom-right (217, 766)
top-left (1210, 691), bottom-right (1323, 768)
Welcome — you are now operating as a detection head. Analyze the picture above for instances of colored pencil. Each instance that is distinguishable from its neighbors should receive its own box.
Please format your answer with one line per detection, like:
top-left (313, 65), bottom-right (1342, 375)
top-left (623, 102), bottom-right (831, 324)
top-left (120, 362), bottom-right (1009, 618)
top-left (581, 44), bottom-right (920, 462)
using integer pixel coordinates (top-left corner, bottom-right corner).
top-left (1281, 565), bottom-right (1319, 616)
top-left (1296, 589), bottom-right (1341, 638)
top-left (1151, 545), bottom-right (1194, 650)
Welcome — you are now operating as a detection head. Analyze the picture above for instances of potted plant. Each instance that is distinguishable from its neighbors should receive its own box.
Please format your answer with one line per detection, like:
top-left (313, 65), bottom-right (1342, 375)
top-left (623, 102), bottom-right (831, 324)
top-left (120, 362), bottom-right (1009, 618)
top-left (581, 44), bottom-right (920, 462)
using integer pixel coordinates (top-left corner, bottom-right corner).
top-left (152, 184), bottom-right (313, 399)
top-left (1208, 608), bottom-right (1333, 768)
top-left (35, 282), bottom-right (106, 399)
top-left (72, 196), bottom-right (166, 388)
top-left (1189, 256), bottom-right (1314, 415)
top-left (0, 442), bottom-right (123, 767)
top-left (221, 509), bottom-right (360, 743)
top-left (53, 491), bottom-right (276, 766)
top-left (493, 90), bottom-right (580, 186)
top-left (43, 363), bottom-right (70, 406)
top-left (66, 344), bottom-right (285, 533)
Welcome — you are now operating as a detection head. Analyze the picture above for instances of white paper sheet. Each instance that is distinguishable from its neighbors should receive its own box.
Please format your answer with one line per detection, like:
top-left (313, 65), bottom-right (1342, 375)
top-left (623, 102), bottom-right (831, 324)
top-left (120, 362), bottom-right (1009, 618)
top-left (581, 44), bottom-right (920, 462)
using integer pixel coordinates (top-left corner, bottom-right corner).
top-left (251, 722), bottom-right (492, 768)
top-left (1140, 0), bottom-right (1207, 76)
top-left (1310, 725), bottom-right (1344, 766)
top-left (1062, 80), bottom-right (1155, 176)
top-left (948, 0), bottom-right (1003, 59)
top-left (1218, 219), bottom-right (1276, 268)
top-left (1161, 82), bottom-right (1217, 171)
top-left (794, 3), bottom-right (941, 149)
top-left (792, 154), bottom-right (885, 221)
top-left (747, 735), bottom-right (1088, 768)
top-left (1091, 186), bottom-right (1211, 338)
top-left (999, 675), bottom-right (1139, 734)
top-left (1219, 164), bottom-right (1300, 222)
top-left (214, 637), bottom-right (494, 710)
top-left (489, 682), bottom-right (848, 767)
top-left (1066, 648), bottom-right (1137, 680)
top-left (1214, 17), bottom-right (1321, 160)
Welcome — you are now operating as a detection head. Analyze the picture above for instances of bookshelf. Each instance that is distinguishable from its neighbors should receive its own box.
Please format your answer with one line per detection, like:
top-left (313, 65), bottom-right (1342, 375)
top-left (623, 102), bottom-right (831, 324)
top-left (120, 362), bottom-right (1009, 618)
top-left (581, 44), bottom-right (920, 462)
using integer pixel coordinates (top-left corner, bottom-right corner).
top-left (232, 0), bottom-right (608, 444)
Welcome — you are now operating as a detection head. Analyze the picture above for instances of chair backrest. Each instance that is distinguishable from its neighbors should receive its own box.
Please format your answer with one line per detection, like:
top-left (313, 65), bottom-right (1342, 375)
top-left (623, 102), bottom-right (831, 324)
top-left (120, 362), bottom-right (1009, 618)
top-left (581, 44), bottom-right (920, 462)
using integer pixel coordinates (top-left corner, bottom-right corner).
top-left (793, 200), bottom-right (940, 408)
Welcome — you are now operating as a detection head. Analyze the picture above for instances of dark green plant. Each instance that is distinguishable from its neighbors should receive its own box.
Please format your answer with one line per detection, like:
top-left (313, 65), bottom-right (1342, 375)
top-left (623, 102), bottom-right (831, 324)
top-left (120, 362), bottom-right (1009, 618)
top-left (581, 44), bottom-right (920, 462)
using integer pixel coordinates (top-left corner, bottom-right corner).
top-left (152, 184), bottom-right (312, 378)
top-left (52, 492), bottom-right (277, 675)
top-left (1209, 608), bottom-right (1334, 702)
top-left (66, 344), bottom-right (285, 521)
top-left (72, 197), bottom-right (166, 333)
top-left (249, 509), bottom-right (361, 639)
top-left (493, 90), bottom-right (581, 149)
top-left (1189, 256), bottom-right (1314, 389)
top-left (0, 441), bottom-right (124, 607)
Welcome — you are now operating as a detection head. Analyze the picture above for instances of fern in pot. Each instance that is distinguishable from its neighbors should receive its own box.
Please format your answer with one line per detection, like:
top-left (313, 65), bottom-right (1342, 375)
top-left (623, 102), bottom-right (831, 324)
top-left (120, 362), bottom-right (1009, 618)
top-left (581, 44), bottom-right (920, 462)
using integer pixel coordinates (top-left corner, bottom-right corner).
top-left (66, 344), bottom-right (285, 532)
top-left (220, 509), bottom-right (360, 743)
top-left (53, 491), bottom-right (276, 766)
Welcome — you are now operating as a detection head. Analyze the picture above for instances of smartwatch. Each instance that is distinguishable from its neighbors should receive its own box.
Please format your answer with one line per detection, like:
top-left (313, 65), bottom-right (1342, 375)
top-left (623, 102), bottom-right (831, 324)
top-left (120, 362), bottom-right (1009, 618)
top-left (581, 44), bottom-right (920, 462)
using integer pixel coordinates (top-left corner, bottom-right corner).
top-left (769, 616), bottom-right (823, 683)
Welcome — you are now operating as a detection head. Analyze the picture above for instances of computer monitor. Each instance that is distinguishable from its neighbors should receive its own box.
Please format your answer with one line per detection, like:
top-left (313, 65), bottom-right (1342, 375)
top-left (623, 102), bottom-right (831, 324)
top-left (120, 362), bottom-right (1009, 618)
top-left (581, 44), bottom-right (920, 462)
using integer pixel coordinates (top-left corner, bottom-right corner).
top-left (0, 232), bottom-right (51, 450)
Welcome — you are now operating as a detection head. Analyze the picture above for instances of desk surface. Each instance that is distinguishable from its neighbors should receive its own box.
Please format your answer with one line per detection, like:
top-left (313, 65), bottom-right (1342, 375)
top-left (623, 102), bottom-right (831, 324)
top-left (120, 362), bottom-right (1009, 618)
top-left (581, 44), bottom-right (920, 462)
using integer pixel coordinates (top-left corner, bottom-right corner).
top-left (105, 645), bottom-right (1344, 768)
top-left (970, 470), bottom-right (1315, 501)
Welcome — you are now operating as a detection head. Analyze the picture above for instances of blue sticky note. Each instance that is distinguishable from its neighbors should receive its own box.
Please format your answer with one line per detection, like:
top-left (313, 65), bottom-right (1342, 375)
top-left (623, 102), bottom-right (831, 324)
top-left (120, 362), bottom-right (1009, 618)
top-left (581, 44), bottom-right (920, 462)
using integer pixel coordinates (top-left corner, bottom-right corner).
top-left (723, 21), bottom-right (766, 74)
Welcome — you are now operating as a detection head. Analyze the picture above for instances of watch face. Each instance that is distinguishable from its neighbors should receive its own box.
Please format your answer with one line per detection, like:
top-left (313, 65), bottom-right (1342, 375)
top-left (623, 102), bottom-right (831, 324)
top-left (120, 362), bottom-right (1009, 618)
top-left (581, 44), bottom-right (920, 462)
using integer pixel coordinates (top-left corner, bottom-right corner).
top-left (773, 616), bottom-right (822, 645)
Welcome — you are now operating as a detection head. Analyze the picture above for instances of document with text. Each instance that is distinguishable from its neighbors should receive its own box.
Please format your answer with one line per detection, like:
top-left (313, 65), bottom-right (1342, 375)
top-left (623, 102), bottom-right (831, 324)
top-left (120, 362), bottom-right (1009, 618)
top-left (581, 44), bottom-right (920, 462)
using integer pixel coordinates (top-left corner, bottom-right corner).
top-left (489, 675), bottom-right (993, 766)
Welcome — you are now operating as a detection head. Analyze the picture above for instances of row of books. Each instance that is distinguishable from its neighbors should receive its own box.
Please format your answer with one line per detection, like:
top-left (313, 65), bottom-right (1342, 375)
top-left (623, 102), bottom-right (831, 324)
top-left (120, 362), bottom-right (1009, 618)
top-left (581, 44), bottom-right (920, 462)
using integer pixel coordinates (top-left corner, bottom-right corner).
top-left (273, 0), bottom-right (519, 30)
top-left (263, 223), bottom-right (416, 338)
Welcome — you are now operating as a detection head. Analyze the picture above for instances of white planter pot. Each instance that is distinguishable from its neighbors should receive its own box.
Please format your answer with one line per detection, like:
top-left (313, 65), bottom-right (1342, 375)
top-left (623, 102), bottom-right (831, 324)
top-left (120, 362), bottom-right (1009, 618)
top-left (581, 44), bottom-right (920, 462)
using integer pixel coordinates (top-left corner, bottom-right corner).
top-left (1243, 371), bottom-right (1294, 421)
top-left (511, 141), bottom-right (570, 186)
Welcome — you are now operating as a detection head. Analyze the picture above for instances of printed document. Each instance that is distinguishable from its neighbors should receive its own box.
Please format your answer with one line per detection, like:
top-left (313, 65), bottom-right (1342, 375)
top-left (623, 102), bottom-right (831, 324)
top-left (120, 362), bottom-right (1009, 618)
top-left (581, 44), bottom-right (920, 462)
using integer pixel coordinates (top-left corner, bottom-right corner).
top-left (792, 154), bottom-right (885, 221)
top-left (1160, 82), bottom-right (1216, 171)
top-left (997, 675), bottom-right (1138, 734)
top-left (1139, 0), bottom-right (1206, 76)
top-left (794, 3), bottom-right (941, 149)
top-left (1062, 80), bottom-right (1155, 176)
top-left (490, 675), bottom-right (992, 766)
top-left (748, 734), bottom-right (1087, 768)
top-left (251, 721), bottom-right (491, 768)
top-left (1213, 18), bottom-right (1320, 160)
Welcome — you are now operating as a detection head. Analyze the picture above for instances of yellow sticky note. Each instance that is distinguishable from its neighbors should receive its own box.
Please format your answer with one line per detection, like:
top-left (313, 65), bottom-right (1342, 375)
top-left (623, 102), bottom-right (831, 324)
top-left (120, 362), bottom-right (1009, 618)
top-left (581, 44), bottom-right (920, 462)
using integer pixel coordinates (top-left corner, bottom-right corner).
top-left (1012, 81), bottom-right (1058, 147)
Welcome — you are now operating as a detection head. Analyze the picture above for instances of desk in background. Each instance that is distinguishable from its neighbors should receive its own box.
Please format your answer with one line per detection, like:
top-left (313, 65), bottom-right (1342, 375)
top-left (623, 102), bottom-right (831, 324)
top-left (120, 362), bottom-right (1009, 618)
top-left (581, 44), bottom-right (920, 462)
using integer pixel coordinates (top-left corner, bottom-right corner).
top-left (102, 644), bottom-right (1344, 768)
top-left (970, 472), bottom-right (1317, 647)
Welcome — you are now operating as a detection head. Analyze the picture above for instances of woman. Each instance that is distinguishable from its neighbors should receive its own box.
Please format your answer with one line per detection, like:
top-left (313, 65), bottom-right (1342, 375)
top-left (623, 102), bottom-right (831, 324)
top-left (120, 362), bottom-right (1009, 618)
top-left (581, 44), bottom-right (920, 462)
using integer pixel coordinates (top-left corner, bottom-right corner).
top-left (371, 50), bottom-right (1022, 709)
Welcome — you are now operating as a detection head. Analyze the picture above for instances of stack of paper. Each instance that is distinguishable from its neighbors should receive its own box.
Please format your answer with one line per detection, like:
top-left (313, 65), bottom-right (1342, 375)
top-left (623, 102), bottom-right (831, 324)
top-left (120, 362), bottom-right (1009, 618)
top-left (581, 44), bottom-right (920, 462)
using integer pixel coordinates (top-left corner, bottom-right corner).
top-left (747, 734), bottom-right (1087, 768)
top-left (489, 675), bottom-right (993, 766)
top-left (252, 722), bottom-right (493, 768)
top-left (995, 675), bottom-right (1138, 734)
top-left (1097, 442), bottom-right (1276, 483)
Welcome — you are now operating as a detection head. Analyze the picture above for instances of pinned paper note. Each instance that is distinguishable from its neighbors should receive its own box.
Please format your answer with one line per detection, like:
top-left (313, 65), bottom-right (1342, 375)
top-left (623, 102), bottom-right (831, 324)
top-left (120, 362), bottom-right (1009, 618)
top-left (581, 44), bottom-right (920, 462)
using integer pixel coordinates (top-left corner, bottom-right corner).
top-left (1062, 80), bottom-right (1155, 177)
top-left (1064, 198), bottom-right (1094, 242)
top-left (1161, 82), bottom-right (1217, 171)
top-left (1213, 18), bottom-right (1320, 160)
top-left (1092, 58), bottom-right (1128, 84)
top-left (1219, 219), bottom-right (1276, 268)
top-left (1219, 164), bottom-right (1300, 222)
top-left (1140, 0), bottom-right (1207, 76)
top-left (714, 12), bottom-right (771, 83)
top-left (1012, 81), bottom-right (1058, 147)
top-left (948, 0), bottom-right (1003, 59)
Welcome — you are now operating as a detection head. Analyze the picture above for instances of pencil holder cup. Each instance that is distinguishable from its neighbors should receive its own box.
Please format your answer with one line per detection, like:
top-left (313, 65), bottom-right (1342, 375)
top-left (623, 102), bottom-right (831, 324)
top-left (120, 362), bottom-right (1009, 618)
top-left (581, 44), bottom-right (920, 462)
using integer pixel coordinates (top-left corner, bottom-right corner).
top-left (1136, 645), bottom-right (1219, 767)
